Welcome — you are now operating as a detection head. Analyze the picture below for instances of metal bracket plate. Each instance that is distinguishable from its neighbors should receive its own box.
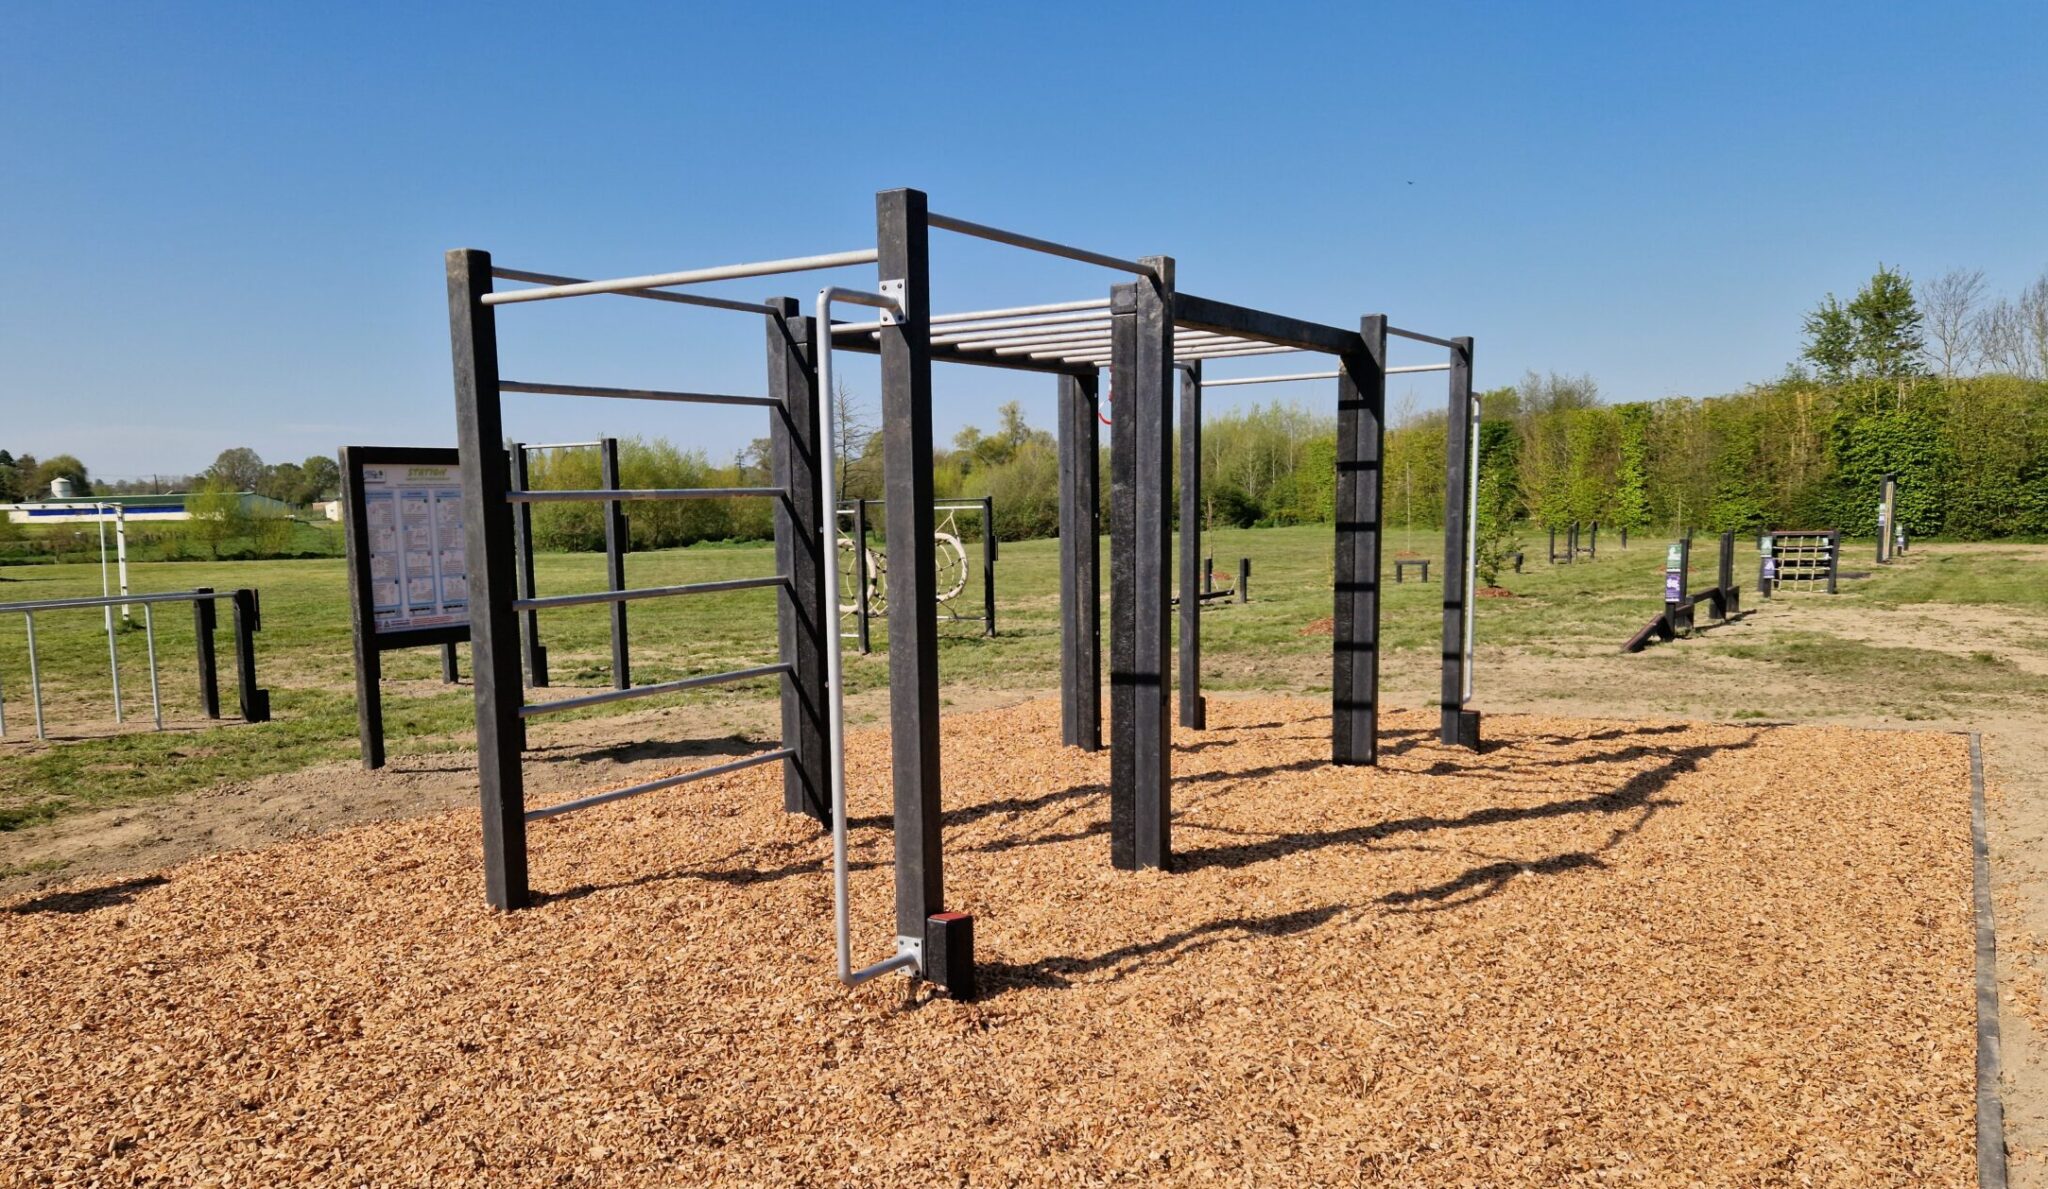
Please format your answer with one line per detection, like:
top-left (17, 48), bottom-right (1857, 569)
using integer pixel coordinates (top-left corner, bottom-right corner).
top-left (878, 279), bottom-right (907, 326)
top-left (894, 933), bottom-right (925, 973)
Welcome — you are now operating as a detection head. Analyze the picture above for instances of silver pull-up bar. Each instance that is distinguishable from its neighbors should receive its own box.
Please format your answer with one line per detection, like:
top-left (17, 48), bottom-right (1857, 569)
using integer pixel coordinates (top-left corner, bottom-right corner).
top-left (482, 249), bottom-right (881, 306)
top-left (490, 267), bottom-right (780, 316)
top-left (833, 297), bottom-right (1110, 336)
top-left (928, 212), bottom-right (1159, 281)
top-left (1388, 326), bottom-right (1462, 350)
top-left (815, 284), bottom-right (923, 991)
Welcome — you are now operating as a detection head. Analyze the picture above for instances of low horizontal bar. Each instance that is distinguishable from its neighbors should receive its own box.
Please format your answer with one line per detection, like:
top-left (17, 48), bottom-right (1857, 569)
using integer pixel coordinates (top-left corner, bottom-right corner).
top-left (482, 249), bottom-right (879, 306)
top-left (507, 487), bottom-right (784, 503)
top-left (490, 267), bottom-right (778, 316)
top-left (1, 589), bottom-right (226, 615)
top-left (521, 662), bottom-right (792, 718)
top-left (500, 380), bottom-right (779, 408)
top-left (1387, 326), bottom-right (1462, 350)
top-left (514, 575), bottom-right (786, 612)
top-left (1202, 370), bottom-right (1339, 388)
top-left (844, 950), bottom-right (921, 987)
top-left (836, 500), bottom-right (988, 511)
top-left (518, 440), bottom-right (604, 452)
top-left (928, 211), bottom-right (1157, 279)
top-left (525, 747), bottom-right (795, 821)
top-left (833, 297), bottom-right (1111, 335)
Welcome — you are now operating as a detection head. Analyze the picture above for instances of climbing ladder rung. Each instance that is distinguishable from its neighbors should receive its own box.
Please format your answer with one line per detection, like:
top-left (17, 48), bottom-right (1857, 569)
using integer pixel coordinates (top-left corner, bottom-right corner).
top-left (525, 748), bottom-right (795, 821)
top-left (520, 663), bottom-right (791, 718)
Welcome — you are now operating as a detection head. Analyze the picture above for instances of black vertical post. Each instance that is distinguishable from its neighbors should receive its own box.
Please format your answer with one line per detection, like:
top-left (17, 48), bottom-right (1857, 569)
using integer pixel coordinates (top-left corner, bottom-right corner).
top-left (1620, 525), bottom-right (1629, 549)
top-left (447, 248), bottom-right (529, 911)
top-left (1058, 371), bottom-right (1102, 751)
top-left (229, 589), bottom-right (270, 724)
top-left (852, 498), bottom-right (872, 654)
top-left (1110, 258), bottom-right (1175, 871)
top-left (1568, 522), bottom-right (1578, 563)
top-left (509, 445), bottom-right (547, 688)
top-left (1718, 530), bottom-right (1737, 617)
top-left (1827, 529), bottom-right (1840, 594)
top-left (766, 300), bottom-right (829, 824)
top-left (1237, 557), bottom-right (1250, 603)
top-left (601, 436), bottom-right (630, 689)
top-left (877, 188), bottom-right (970, 992)
top-left (1548, 525), bottom-right (1558, 564)
top-left (1439, 337), bottom-right (1481, 750)
top-left (441, 642), bottom-right (459, 683)
top-left (192, 587), bottom-right (220, 719)
top-left (1334, 315), bottom-right (1387, 766)
top-left (1878, 472), bottom-right (1896, 564)
top-left (339, 452), bottom-right (384, 766)
top-left (1177, 360), bottom-right (1205, 730)
top-left (980, 494), bottom-right (997, 637)
top-left (1588, 522), bottom-right (1598, 560)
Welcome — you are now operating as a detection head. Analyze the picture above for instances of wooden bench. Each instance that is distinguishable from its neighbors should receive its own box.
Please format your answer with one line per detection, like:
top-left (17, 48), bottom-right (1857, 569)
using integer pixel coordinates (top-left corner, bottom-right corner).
top-left (1394, 559), bottom-right (1430, 583)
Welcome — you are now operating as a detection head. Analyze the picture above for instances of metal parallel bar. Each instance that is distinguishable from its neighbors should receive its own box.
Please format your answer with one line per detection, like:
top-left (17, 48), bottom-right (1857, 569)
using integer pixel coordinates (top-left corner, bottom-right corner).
top-left (832, 297), bottom-right (1111, 335)
top-left (928, 211), bottom-right (1157, 279)
top-left (929, 313), bottom-right (1113, 343)
top-left (998, 331), bottom-right (1256, 357)
top-left (519, 662), bottom-right (790, 718)
top-left (500, 380), bottom-right (779, 409)
top-left (1388, 325), bottom-right (1461, 350)
top-left (142, 603), bottom-right (162, 730)
top-left (482, 249), bottom-right (880, 306)
top-left (0, 631), bottom-right (6, 738)
top-left (490, 266), bottom-right (778, 315)
top-left (506, 487), bottom-right (784, 503)
top-left (514, 575), bottom-right (785, 612)
top-left (1109, 260), bottom-right (1176, 872)
top-left (1060, 340), bottom-right (1304, 364)
top-left (837, 499), bottom-right (990, 512)
top-left (450, 247), bottom-right (531, 909)
top-left (510, 442), bottom-right (549, 689)
top-left (524, 747), bottom-right (795, 822)
top-left (25, 613), bottom-right (45, 740)
top-left (519, 439), bottom-right (605, 452)
top-left (978, 326), bottom-right (1246, 353)
top-left (1203, 370), bottom-right (1339, 388)
top-left (0, 589), bottom-right (232, 615)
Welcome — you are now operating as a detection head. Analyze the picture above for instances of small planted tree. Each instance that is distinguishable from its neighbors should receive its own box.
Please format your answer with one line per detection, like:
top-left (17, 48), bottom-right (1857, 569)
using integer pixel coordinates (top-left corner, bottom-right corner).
top-left (185, 479), bottom-right (247, 559)
top-left (1473, 422), bottom-right (1523, 589)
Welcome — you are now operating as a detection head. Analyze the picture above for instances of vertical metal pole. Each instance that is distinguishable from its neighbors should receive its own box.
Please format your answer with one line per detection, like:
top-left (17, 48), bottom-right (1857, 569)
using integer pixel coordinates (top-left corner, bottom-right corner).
top-left (448, 247), bottom-right (530, 910)
top-left (143, 603), bottom-right (162, 730)
top-left (981, 494), bottom-right (997, 638)
top-left (1439, 338), bottom-right (1481, 750)
top-left (25, 613), bottom-right (45, 741)
top-left (116, 507), bottom-right (131, 623)
top-left (767, 299), bottom-right (830, 824)
top-left (853, 498), bottom-right (872, 654)
top-left (100, 513), bottom-right (122, 723)
top-left (1334, 315), bottom-right (1387, 766)
top-left (229, 589), bottom-right (270, 723)
top-left (510, 444), bottom-right (547, 687)
top-left (1177, 360), bottom-right (1205, 730)
top-left (877, 188), bottom-right (968, 989)
top-left (601, 436), bottom-right (630, 689)
top-left (1058, 371), bottom-right (1102, 751)
top-left (193, 588), bottom-right (220, 719)
top-left (1109, 258), bottom-right (1175, 870)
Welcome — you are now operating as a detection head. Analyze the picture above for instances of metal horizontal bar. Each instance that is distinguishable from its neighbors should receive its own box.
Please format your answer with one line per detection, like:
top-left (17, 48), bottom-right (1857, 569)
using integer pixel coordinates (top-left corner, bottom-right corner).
top-left (521, 662), bottom-right (792, 718)
top-left (482, 249), bottom-right (880, 305)
top-left (500, 380), bottom-right (779, 408)
top-left (1, 590), bottom-right (225, 615)
top-left (518, 440), bottom-right (604, 452)
top-left (964, 325), bottom-right (1251, 353)
top-left (525, 747), bottom-right (795, 821)
top-left (833, 297), bottom-right (1112, 335)
top-left (928, 212), bottom-right (1157, 279)
top-left (490, 267), bottom-right (778, 315)
top-left (1202, 370), bottom-right (1340, 388)
top-left (1389, 363), bottom-right (1453, 374)
top-left (844, 950), bottom-right (921, 987)
top-left (836, 500), bottom-right (989, 511)
top-left (930, 315), bottom-right (1114, 345)
top-left (1175, 293), bottom-right (1365, 356)
top-left (1387, 326), bottom-right (1461, 350)
top-left (507, 487), bottom-right (783, 504)
top-left (514, 575), bottom-right (786, 612)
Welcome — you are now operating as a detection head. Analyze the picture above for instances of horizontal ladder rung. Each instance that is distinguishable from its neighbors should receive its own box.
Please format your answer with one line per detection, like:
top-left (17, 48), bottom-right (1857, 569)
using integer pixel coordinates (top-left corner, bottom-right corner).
top-left (521, 663), bottom-right (791, 718)
top-left (507, 487), bottom-right (785, 504)
top-left (515, 575), bottom-right (786, 612)
top-left (500, 380), bottom-right (779, 408)
top-left (525, 748), bottom-right (794, 821)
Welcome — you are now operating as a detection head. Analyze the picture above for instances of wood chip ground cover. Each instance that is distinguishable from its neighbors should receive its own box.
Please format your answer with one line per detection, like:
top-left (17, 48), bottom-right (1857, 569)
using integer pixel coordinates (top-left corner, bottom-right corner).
top-left (0, 699), bottom-right (1974, 1185)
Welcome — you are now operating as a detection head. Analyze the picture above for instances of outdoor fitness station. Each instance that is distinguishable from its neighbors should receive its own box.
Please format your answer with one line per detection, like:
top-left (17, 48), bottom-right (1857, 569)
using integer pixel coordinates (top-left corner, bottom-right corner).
top-left (444, 187), bottom-right (1482, 1000)
top-left (1624, 531), bottom-right (1743, 653)
top-left (835, 495), bottom-right (997, 652)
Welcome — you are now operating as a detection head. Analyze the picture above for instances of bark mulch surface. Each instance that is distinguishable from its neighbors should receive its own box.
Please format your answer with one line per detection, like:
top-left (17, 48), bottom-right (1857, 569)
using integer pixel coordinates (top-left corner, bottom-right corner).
top-left (0, 699), bottom-right (1974, 1186)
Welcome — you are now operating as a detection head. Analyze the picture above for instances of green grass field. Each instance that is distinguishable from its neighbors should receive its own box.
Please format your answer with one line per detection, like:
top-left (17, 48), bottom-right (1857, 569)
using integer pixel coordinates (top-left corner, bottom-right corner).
top-left (1, 523), bottom-right (2035, 834)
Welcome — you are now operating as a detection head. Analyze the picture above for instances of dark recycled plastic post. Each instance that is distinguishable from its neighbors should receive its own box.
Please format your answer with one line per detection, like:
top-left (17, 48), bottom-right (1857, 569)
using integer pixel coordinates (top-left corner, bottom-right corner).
top-left (981, 494), bottom-right (996, 638)
top-left (853, 498), bottom-right (872, 654)
top-left (1587, 522), bottom-right (1598, 559)
top-left (192, 587), bottom-right (220, 719)
top-left (1057, 371), bottom-right (1102, 751)
top-left (510, 444), bottom-right (548, 688)
top-left (339, 449), bottom-right (384, 767)
top-left (1758, 533), bottom-right (1776, 598)
top-left (1718, 531), bottom-right (1737, 618)
top-left (877, 187), bottom-right (971, 995)
top-left (602, 436), bottom-right (630, 690)
top-left (230, 589), bottom-right (270, 723)
top-left (1438, 336), bottom-right (1481, 751)
top-left (1827, 529), bottom-right (1840, 594)
top-left (766, 299), bottom-right (829, 824)
top-left (1110, 257), bottom-right (1176, 869)
top-left (1237, 557), bottom-right (1250, 604)
top-left (447, 247), bottom-right (529, 911)
top-left (442, 643), bottom-right (460, 683)
top-left (1877, 472), bottom-right (1896, 564)
top-left (1333, 314), bottom-right (1387, 767)
top-left (1178, 360), bottom-right (1205, 730)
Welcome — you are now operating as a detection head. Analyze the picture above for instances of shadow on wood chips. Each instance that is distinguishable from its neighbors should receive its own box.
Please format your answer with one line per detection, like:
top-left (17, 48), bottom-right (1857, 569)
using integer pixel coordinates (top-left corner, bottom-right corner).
top-left (0, 698), bottom-right (1976, 1184)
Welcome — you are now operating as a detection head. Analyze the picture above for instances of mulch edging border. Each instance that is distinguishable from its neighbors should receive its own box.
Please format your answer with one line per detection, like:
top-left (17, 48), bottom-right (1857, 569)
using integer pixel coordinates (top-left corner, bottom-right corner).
top-left (1973, 731), bottom-right (2010, 1188)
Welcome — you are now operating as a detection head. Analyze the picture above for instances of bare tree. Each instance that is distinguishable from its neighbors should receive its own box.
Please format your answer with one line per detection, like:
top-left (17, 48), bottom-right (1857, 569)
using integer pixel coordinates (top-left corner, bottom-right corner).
top-left (832, 376), bottom-right (880, 498)
top-left (2022, 272), bottom-right (2048, 381)
top-left (1975, 298), bottom-right (2036, 379)
top-left (1919, 267), bottom-right (1985, 377)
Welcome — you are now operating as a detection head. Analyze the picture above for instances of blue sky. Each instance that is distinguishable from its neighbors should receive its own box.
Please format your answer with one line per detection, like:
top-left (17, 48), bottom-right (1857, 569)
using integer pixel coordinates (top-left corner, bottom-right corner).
top-left (3, 1), bottom-right (2044, 481)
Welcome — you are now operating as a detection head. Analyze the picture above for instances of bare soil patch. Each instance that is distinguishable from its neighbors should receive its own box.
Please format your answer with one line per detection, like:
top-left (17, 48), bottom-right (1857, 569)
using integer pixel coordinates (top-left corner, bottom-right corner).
top-left (0, 699), bottom-right (1975, 1184)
